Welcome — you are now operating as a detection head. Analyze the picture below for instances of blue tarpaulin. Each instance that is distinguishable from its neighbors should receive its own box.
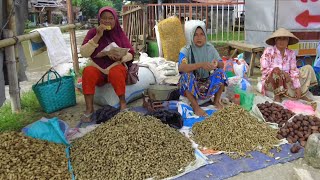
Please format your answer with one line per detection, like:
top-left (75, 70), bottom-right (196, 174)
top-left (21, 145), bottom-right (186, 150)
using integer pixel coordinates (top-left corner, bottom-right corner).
top-left (176, 143), bottom-right (303, 180)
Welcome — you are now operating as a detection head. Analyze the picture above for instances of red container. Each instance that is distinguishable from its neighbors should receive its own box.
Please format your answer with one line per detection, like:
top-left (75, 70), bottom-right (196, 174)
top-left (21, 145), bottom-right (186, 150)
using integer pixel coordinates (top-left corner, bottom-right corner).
top-left (234, 94), bottom-right (241, 105)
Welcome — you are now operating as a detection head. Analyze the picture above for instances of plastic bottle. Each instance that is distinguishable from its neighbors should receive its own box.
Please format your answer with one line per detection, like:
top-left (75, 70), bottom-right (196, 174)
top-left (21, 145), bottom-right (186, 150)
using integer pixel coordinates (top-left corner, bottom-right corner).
top-left (234, 94), bottom-right (241, 105)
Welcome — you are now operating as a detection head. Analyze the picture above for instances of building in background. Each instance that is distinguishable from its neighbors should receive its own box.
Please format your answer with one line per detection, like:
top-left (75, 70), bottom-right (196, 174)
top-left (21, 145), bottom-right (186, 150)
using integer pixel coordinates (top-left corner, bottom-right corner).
top-left (28, 0), bottom-right (79, 26)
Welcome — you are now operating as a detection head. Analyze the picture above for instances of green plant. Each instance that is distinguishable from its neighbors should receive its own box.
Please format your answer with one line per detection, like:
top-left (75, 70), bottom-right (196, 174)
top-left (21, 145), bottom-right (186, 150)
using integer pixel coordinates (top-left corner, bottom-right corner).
top-left (0, 91), bottom-right (45, 132)
top-left (25, 20), bottom-right (36, 29)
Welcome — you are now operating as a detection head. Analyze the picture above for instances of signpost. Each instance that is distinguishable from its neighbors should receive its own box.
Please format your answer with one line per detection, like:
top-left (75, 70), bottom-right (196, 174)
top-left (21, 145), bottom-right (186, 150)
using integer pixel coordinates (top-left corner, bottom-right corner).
top-left (277, 0), bottom-right (320, 56)
top-left (277, 0), bottom-right (320, 30)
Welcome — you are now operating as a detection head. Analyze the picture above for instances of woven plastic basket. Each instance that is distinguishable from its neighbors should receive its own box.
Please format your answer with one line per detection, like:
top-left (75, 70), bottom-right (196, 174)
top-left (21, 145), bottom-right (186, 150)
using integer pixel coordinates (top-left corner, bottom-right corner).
top-left (32, 69), bottom-right (76, 113)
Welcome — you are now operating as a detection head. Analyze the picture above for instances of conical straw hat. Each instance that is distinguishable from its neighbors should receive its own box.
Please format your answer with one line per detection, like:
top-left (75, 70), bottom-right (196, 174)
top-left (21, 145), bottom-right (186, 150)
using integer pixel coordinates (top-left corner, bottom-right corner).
top-left (265, 28), bottom-right (299, 46)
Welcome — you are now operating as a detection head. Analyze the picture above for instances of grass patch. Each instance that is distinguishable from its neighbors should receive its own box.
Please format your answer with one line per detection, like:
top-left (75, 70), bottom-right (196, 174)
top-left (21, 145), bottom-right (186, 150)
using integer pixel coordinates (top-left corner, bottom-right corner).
top-left (0, 91), bottom-right (46, 132)
top-left (207, 31), bottom-right (245, 42)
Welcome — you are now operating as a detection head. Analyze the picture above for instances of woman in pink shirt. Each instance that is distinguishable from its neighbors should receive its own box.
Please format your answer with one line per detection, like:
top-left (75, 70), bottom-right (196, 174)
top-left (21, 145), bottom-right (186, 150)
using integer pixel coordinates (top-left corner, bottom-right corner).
top-left (260, 28), bottom-right (317, 102)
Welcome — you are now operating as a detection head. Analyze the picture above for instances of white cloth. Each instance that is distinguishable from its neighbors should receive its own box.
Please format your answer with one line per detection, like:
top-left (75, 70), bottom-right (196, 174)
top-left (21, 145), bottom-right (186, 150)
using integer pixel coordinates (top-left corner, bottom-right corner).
top-left (154, 24), bottom-right (163, 57)
top-left (33, 27), bottom-right (71, 74)
top-left (138, 53), bottom-right (179, 84)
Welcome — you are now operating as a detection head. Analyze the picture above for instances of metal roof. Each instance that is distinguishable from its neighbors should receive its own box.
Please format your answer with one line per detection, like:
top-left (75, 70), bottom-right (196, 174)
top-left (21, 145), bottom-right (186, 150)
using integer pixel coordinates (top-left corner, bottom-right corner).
top-left (30, 0), bottom-right (63, 8)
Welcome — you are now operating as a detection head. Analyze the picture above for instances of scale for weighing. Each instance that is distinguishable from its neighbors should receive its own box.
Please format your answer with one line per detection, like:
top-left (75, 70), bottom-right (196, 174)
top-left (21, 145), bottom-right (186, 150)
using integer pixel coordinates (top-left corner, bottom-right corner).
top-left (142, 85), bottom-right (179, 112)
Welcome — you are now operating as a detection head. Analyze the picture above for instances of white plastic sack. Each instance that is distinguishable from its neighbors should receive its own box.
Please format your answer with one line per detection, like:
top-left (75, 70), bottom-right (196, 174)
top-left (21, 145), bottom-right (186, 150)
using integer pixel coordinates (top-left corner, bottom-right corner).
top-left (154, 24), bottom-right (163, 57)
top-left (94, 67), bottom-right (156, 107)
top-left (138, 52), bottom-right (179, 84)
top-left (184, 20), bottom-right (206, 45)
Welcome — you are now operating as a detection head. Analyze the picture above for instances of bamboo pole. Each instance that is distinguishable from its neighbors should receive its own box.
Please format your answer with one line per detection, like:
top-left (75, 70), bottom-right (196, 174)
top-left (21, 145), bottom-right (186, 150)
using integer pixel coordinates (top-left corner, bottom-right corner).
top-left (120, 7), bottom-right (142, 16)
top-left (66, 0), bottom-right (79, 75)
top-left (0, 24), bottom-right (77, 49)
top-left (4, 30), bottom-right (21, 113)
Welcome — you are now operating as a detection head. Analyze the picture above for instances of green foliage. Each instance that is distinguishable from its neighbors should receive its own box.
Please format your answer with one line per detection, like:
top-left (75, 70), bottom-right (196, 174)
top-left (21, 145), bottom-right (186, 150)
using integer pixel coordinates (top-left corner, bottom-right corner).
top-left (77, 0), bottom-right (114, 19)
top-left (0, 91), bottom-right (45, 132)
top-left (207, 31), bottom-right (245, 42)
top-left (113, 0), bottom-right (123, 12)
top-left (72, 0), bottom-right (82, 6)
top-left (25, 20), bottom-right (36, 29)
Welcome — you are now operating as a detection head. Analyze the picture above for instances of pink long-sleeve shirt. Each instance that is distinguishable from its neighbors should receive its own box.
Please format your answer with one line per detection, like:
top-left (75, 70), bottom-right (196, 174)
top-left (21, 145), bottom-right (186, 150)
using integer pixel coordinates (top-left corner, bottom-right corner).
top-left (260, 46), bottom-right (300, 94)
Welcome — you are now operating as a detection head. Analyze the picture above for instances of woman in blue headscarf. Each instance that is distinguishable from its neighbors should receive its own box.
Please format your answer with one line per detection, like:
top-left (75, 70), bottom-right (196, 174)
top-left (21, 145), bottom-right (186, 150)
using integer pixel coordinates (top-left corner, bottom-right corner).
top-left (178, 25), bottom-right (228, 116)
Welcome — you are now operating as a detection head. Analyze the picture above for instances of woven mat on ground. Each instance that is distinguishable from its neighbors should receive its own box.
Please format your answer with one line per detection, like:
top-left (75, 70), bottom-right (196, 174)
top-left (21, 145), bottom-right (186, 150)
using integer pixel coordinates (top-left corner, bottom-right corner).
top-left (176, 143), bottom-right (304, 180)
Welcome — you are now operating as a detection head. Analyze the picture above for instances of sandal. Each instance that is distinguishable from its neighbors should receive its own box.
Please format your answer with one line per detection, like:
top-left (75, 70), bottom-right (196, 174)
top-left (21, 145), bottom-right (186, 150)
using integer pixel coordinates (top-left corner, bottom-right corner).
top-left (80, 113), bottom-right (93, 123)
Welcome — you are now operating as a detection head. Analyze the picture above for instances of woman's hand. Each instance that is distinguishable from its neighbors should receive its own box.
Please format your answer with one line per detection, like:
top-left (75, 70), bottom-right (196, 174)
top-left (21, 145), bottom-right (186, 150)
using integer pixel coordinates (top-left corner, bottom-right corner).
top-left (295, 88), bottom-right (302, 99)
top-left (201, 62), bottom-right (215, 71)
top-left (108, 54), bottom-right (122, 61)
top-left (92, 24), bottom-right (106, 44)
top-left (96, 24), bottom-right (106, 38)
top-left (95, 51), bottom-right (108, 58)
top-left (95, 50), bottom-right (122, 60)
top-left (212, 60), bottom-right (219, 69)
top-left (284, 72), bottom-right (292, 83)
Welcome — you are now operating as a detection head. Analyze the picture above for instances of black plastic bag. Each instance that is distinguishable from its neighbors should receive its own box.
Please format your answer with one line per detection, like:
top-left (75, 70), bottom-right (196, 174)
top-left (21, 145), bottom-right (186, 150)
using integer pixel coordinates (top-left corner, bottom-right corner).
top-left (92, 105), bottom-right (120, 124)
top-left (145, 110), bottom-right (183, 129)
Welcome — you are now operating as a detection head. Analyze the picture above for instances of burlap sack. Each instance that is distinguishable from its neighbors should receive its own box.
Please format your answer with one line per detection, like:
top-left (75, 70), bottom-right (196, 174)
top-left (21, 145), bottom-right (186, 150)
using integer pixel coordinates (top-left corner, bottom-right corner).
top-left (158, 16), bottom-right (186, 62)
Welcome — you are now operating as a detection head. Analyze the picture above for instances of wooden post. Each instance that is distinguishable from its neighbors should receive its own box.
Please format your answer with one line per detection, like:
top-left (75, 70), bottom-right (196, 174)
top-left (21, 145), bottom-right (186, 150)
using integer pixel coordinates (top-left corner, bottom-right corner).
top-left (3, 30), bottom-right (21, 113)
top-left (66, 0), bottom-right (80, 75)
top-left (142, 6), bottom-right (147, 52)
top-left (7, 0), bottom-right (19, 76)
top-left (47, 9), bottom-right (52, 24)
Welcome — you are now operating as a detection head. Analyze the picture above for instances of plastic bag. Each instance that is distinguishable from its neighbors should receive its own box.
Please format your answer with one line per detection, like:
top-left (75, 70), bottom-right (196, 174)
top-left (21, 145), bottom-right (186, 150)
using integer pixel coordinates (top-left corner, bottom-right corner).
top-left (282, 100), bottom-right (315, 115)
top-left (233, 63), bottom-right (245, 77)
top-left (234, 53), bottom-right (249, 77)
top-left (226, 77), bottom-right (252, 102)
top-left (22, 117), bottom-right (69, 145)
top-left (234, 87), bottom-right (255, 111)
top-left (92, 105), bottom-right (120, 124)
top-left (223, 59), bottom-right (234, 72)
top-left (145, 110), bottom-right (183, 129)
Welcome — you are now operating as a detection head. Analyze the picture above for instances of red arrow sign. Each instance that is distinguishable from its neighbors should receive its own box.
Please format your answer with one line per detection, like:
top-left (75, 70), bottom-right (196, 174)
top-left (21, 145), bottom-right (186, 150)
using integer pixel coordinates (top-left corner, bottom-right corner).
top-left (295, 10), bottom-right (320, 27)
top-left (300, 0), bottom-right (319, 2)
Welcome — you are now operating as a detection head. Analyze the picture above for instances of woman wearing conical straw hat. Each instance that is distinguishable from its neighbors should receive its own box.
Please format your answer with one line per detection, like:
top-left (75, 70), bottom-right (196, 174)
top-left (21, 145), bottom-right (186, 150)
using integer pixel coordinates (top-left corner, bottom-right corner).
top-left (260, 28), bottom-right (317, 102)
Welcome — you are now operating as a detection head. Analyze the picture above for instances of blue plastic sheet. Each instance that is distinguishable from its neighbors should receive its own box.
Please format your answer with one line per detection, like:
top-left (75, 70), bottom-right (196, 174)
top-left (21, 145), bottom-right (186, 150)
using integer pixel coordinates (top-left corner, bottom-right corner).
top-left (23, 117), bottom-right (69, 145)
top-left (183, 110), bottom-right (216, 127)
top-left (176, 143), bottom-right (303, 180)
top-left (22, 117), bottom-right (75, 180)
